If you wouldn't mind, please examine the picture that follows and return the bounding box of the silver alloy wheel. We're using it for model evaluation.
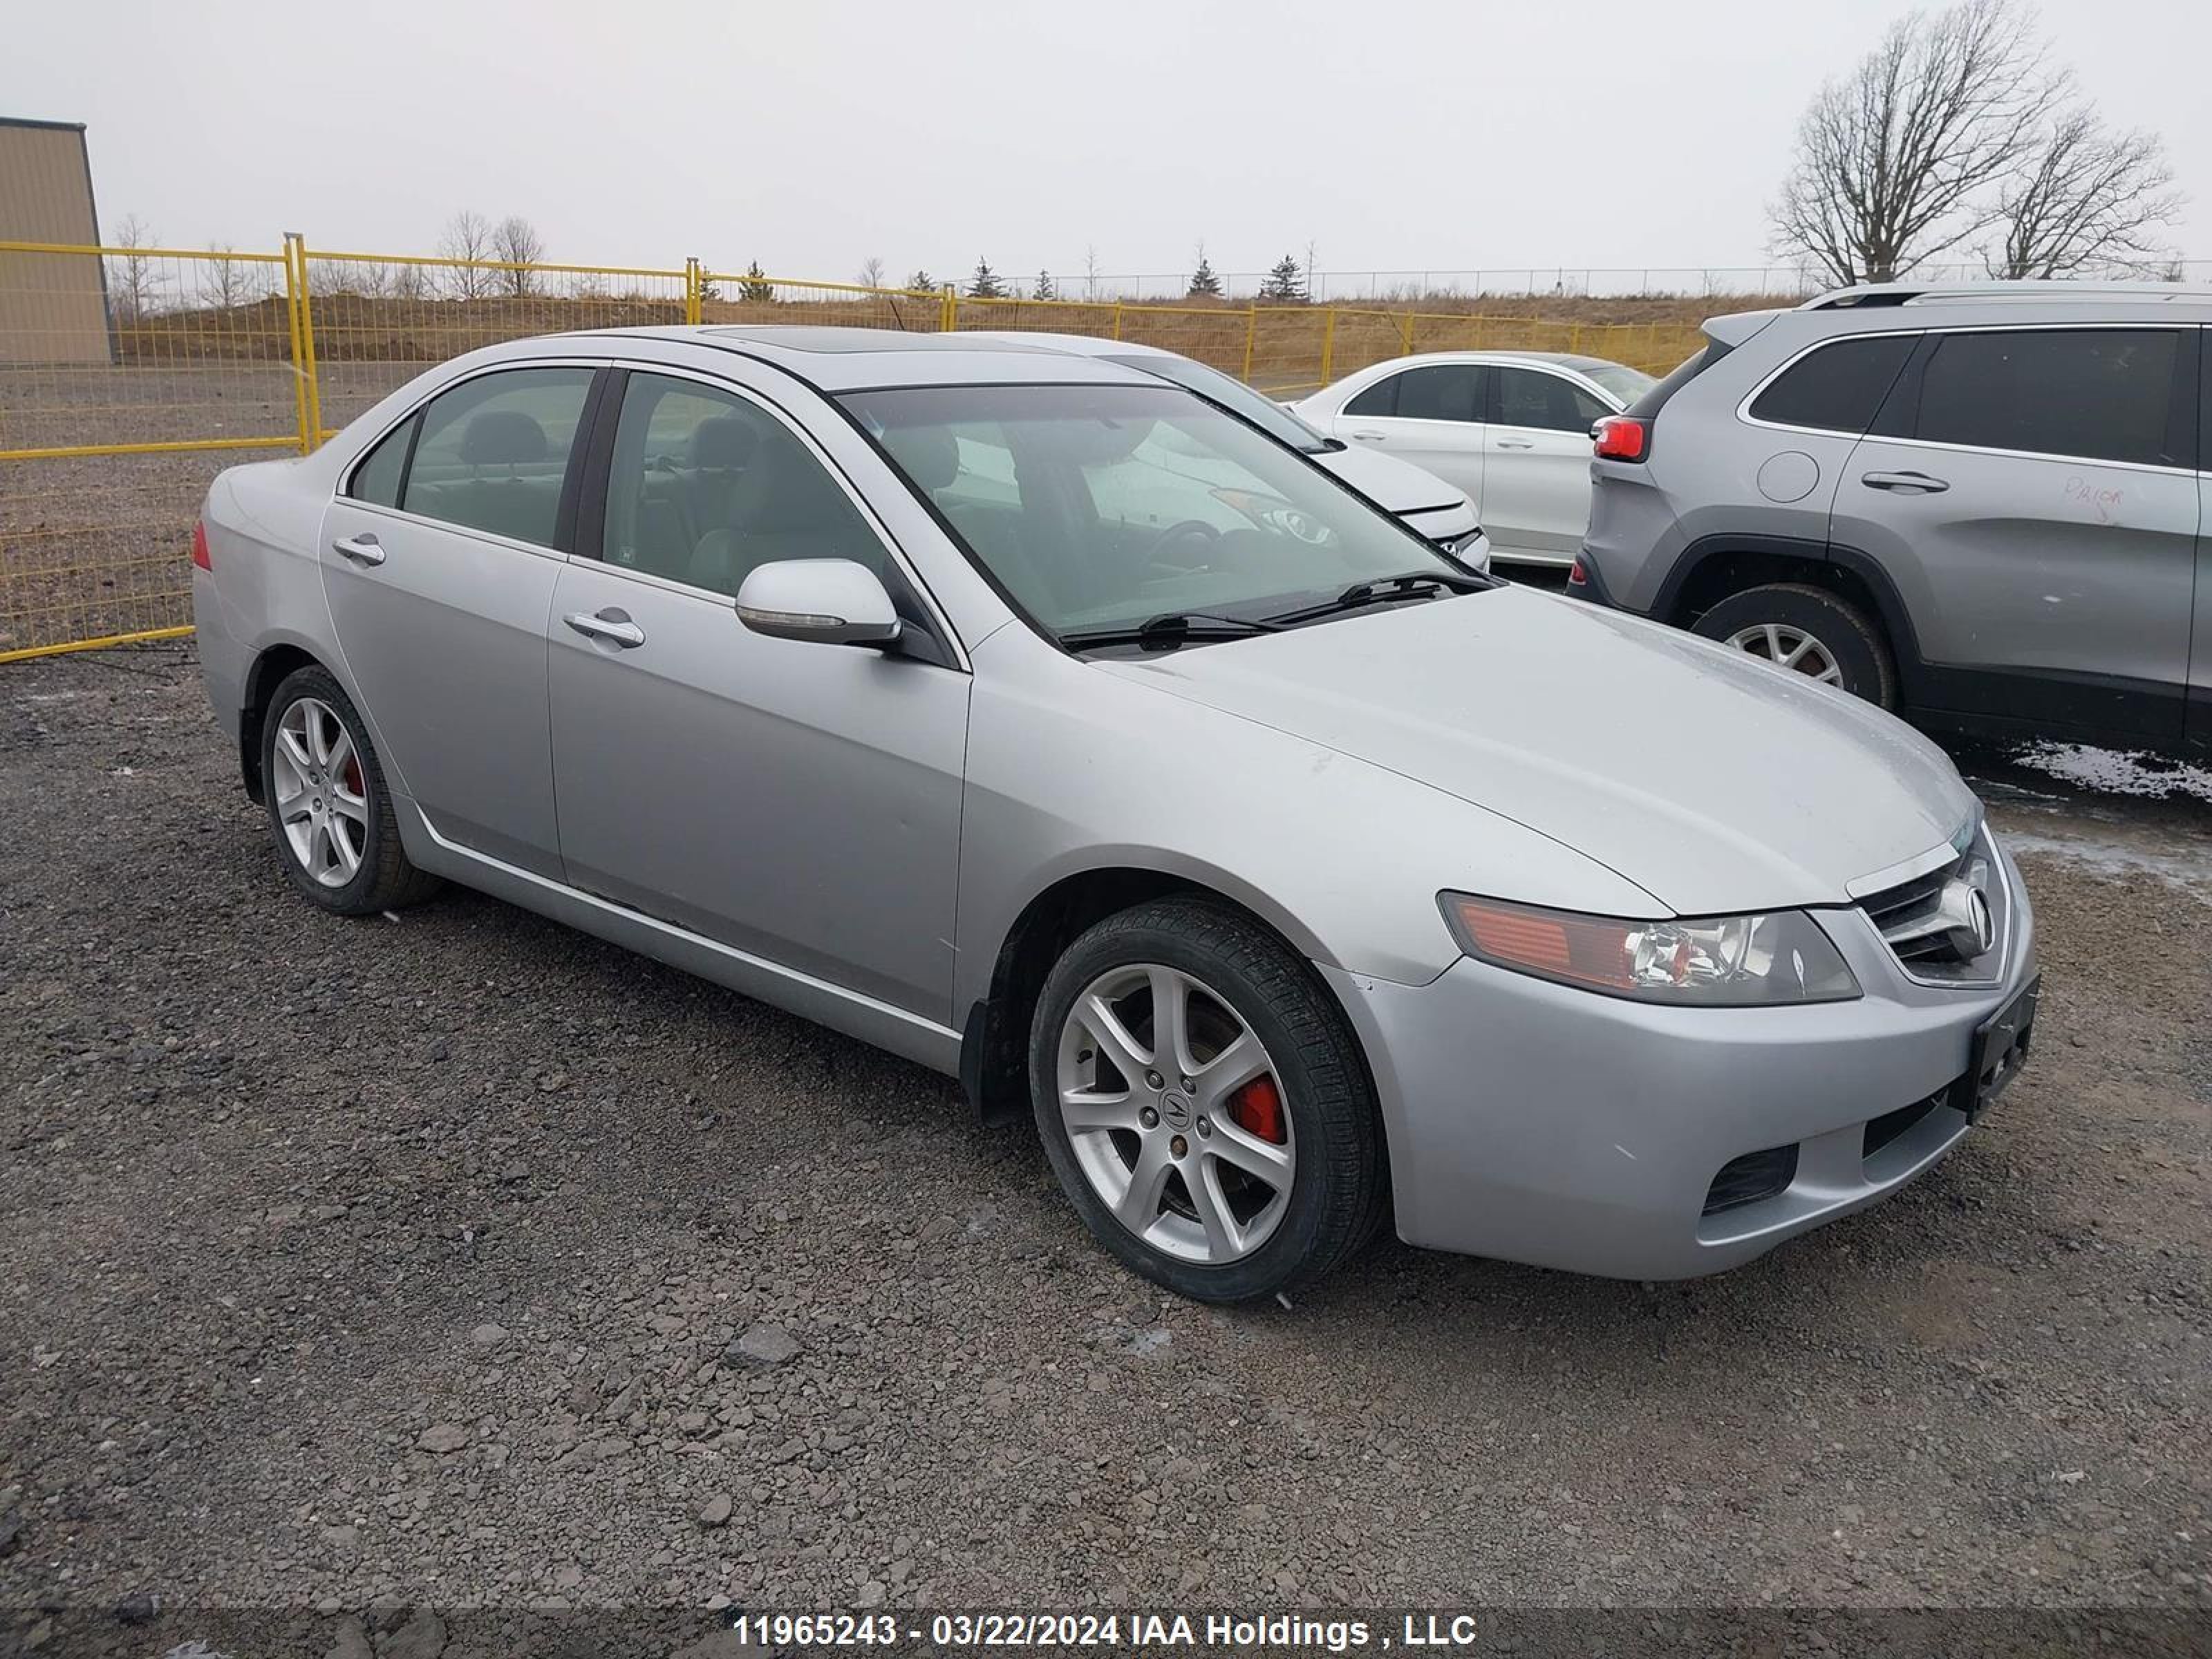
[272,696,368,888]
[1724,621,1844,685]
[1056,962,1293,1265]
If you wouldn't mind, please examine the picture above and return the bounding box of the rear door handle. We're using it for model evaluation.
[332,532,386,565]
[564,610,645,648]
[1862,470,1949,494]
[1349,430,1385,442]
[1495,438,1535,450]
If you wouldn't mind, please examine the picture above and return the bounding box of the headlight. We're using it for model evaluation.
[1438,893,1859,1006]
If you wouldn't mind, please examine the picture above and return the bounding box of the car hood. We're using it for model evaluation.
[1094,587,1975,916]
[1311,444,1467,518]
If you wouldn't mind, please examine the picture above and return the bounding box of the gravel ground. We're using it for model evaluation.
[0,646,2207,1638]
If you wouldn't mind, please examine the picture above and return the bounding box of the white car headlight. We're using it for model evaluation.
[1439,893,1860,1006]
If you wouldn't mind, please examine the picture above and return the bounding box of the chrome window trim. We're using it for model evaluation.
[599,357,973,673]
[1737,321,2206,473]
[334,498,571,565]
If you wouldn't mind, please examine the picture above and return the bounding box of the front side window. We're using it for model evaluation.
[600,372,888,599]
[845,382,1466,643]
[1749,335,1917,433]
[399,367,597,547]
[1913,329,2184,467]
[1492,366,1611,433]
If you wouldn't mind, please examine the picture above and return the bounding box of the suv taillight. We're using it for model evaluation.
[191,519,212,571]
[1593,416,1649,462]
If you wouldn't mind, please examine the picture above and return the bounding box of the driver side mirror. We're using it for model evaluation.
[735,559,902,648]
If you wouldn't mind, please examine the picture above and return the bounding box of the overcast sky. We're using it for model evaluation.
[7,0,2204,287]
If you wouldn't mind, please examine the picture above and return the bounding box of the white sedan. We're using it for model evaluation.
[966,332,1488,572]
[1293,351,1654,568]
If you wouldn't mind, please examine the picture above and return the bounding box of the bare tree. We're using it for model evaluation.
[1770,0,2063,285]
[1986,106,2182,277]
[106,214,164,323]
[491,216,545,297]
[440,209,496,300]
[857,255,887,289]
[200,242,260,309]
[389,263,431,302]
[1082,245,1103,300]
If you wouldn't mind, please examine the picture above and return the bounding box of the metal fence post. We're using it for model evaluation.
[684,257,702,325]
[1241,303,1258,382]
[1112,301,1124,341]
[1319,308,1338,386]
[1398,312,1414,355]
[281,234,314,455]
[289,233,325,448]
[940,285,957,332]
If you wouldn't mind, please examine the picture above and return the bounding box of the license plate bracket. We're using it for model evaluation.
[1965,975,2040,1121]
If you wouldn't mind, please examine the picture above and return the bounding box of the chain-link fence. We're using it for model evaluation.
[2,234,1723,662]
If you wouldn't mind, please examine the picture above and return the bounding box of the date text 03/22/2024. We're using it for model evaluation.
[729,1613,1486,1650]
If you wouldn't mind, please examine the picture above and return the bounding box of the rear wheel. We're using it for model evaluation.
[1689,582,1897,709]
[260,665,441,916]
[1029,897,1385,1303]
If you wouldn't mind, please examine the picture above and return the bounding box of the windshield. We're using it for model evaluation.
[1580,362,1658,405]
[1102,353,1329,453]
[843,382,1463,644]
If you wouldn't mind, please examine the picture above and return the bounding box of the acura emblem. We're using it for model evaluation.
[1934,877,1996,959]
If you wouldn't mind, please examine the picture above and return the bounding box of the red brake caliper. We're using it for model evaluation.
[1228,1075,1286,1144]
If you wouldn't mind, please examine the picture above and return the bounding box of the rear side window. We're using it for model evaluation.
[1749,335,1915,433]
[1492,366,1611,433]
[1913,330,2185,467]
[1348,364,1485,422]
[399,367,598,547]
[347,417,414,506]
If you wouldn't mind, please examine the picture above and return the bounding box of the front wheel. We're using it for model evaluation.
[1028,898,1385,1303]
[1689,582,1897,709]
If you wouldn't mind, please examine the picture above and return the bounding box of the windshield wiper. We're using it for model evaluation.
[1060,610,1284,650]
[1264,570,1487,627]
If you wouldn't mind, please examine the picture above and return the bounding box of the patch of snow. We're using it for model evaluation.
[2013,742,2212,804]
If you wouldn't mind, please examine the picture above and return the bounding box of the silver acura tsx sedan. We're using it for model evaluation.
[191,326,2039,1303]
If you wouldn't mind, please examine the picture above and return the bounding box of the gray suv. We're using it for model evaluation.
[1573,283,2210,756]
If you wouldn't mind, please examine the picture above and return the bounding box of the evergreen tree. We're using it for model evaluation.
[1258,254,1307,303]
[907,270,937,293]
[1033,268,1057,301]
[739,261,774,303]
[968,259,1006,299]
[1186,252,1224,299]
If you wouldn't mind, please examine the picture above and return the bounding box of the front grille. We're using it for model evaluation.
[1862,1093,1942,1160]
[1702,1143,1799,1216]
[1855,838,2002,980]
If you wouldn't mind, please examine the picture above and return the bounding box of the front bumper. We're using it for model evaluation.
[1321,838,2038,1280]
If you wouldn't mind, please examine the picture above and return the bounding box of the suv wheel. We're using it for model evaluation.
[1690,583,1897,709]
[261,665,442,916]
[1028,897,1385,1303]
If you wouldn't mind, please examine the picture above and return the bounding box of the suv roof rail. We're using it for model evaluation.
[1803,280,2212,309]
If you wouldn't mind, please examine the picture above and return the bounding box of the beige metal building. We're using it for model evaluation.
[0,117,112,365]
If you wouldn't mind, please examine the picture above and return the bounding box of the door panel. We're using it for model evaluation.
[1833,438,2196,739]
[2193,474,2211,751]
[547,564,969,1020]
[1483,367,1613,559]
[1331,364,1488,505]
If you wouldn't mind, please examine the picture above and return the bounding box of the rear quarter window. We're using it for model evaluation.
[1748,334,1918,433]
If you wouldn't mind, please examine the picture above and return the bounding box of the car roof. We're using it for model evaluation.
[534,324,1165,391]
[1785,281,2212,326]
[956,330,1172,359]
[1351,348,1635,374]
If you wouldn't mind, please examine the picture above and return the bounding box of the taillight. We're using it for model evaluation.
[191,520,212,571]
[1593,416,1649,462]
[1567,558,1589,588]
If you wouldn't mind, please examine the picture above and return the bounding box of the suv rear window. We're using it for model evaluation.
[1912,329,2186,468]
[1749,335,1915,433]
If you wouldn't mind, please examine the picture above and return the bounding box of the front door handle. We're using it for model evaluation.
[1862,470,1950,494]
[332,532,386,565]
[565,610,646,648]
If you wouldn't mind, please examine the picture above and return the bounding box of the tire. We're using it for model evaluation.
[1028,897,1386,1304]
[259,664,442,917]
[1689,582,1897,709]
